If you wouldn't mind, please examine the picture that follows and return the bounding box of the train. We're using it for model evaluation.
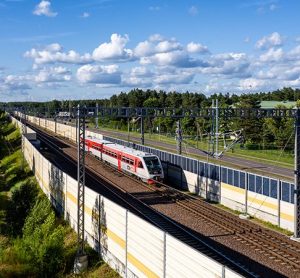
[84,136,164,184]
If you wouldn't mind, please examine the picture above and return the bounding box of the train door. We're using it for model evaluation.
[118,153,121,171]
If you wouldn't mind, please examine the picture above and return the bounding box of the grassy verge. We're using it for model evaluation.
[94,125,294,169]
[0,112,120,277]
[214,203,293,236]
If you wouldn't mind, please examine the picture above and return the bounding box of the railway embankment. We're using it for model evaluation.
[0,112,119,278]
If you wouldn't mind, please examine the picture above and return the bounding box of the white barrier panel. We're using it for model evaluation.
[166,234,223,278]
[127,213,164,278]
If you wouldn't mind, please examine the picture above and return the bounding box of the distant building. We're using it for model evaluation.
[259,100,296,109]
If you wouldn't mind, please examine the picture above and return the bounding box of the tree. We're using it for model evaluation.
[13,198,65,277]
[231,97,263,145]
[263,105,294,150]
[6,181,38,236]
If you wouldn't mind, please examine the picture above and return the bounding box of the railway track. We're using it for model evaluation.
[138,182,300,272]
[24,120,300,277]
[100,160,300,273]
[28,123,257,278]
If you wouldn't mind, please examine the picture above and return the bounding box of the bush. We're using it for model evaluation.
[6,180,38,236]
[11,198,65,277]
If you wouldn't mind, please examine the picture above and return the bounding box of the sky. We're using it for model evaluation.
[1,0,300,102]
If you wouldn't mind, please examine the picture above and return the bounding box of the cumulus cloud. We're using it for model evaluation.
[154,70,194,85]
[0,75,31,94]
[24,43,92,64]
[33,1,57,17]
[76,64,121,84]
[34,66,71,83]
[200,52,251,78]
[186,42,209,53]
[140,50,208,68]
[134,38,182,57]
[259,47,284,62]
[255,32,283,49]
[16,32,300,96]
[92,34,133,61]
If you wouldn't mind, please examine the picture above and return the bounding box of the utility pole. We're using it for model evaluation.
[176,120,182,155]
[141,117,144,145]
[74,104,88,273]
[293,108,300,239]
[215,99,219,158]
[127,117,130,144]
[95,103,99,129]
[21,107,26,171]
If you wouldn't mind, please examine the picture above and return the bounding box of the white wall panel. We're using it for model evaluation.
[127,213,164,278]
[166,234,223,278]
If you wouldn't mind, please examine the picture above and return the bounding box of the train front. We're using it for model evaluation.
[143,156,164,184]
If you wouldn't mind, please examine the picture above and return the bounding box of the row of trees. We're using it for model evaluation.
[2,87,299,150]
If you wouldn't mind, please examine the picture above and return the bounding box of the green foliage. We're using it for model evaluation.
[11,198,65,277]
[6,180,38,236]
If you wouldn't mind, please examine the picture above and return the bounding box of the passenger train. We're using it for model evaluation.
[84,136,164,184]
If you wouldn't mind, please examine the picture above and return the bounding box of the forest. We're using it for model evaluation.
[2,87,300,151]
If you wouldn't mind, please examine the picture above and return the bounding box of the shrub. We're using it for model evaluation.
[6,180,38,236]
[11,198,65,277]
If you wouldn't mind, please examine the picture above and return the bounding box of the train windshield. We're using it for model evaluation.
[143,156,162,174]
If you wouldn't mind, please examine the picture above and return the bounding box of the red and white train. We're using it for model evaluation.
[84,136,164,184]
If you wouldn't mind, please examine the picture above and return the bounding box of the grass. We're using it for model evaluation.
[214,203,293,236]
[0,112,120,278]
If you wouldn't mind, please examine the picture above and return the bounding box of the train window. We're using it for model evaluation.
[138,161,143,168]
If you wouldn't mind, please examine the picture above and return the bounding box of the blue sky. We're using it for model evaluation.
[1,0,300,102]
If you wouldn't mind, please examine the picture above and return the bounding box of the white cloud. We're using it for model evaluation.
[24,44,92,64]
[80,12,90,18]
[255,32,283,49]
[188,6,198,16]
[149,34,164,42]
[186,42,209,53]
[200,52,250,78]
[92,34,133,61]
[259,47,284,62]
[134,37,182,58]
[140,50,206,68]
[76,64,121,84]
[34,67,71,83]
[33,1,57,17]
[0,75,31,93]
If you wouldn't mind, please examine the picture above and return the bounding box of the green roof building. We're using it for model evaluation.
[259,100,296,109]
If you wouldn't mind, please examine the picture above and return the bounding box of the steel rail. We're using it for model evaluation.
[27,121,258,278]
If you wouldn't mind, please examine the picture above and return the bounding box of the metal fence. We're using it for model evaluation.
[103,136,295,204]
